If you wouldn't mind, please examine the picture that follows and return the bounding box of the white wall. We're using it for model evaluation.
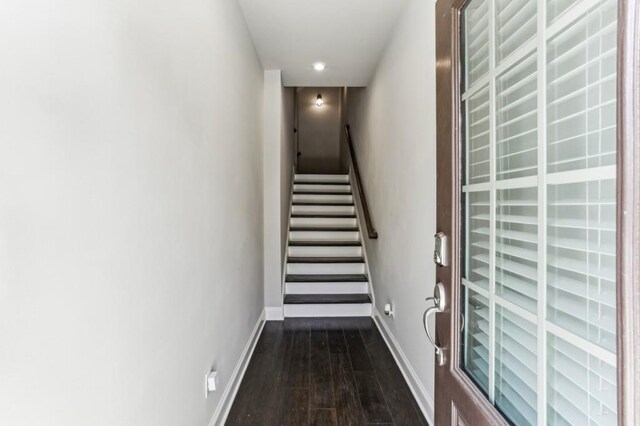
[281,88,295,259]
[263,70,294,313]
[263,70,295,319]
[346,0,437,421]
[297,87,342,173]
[263,70,283,312]
[0,0,264,425]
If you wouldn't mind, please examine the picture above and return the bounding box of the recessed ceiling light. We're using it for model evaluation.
[313,62,326,71]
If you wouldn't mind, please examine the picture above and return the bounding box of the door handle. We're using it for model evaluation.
[423,282,446,366]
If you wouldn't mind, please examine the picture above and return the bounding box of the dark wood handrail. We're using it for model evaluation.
[345,125,378,239]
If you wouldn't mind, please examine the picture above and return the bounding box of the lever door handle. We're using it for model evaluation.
[423,305,442,350]
[423,282,446,366]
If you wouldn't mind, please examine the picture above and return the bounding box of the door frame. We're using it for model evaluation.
[616,0,640,423]
[434,0,506,423]
[434,0,640,424]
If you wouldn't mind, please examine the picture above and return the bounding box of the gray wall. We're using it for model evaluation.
[281,87,295,259]
[297,87,342,173]
[263,72,295,312]
[0,0,264,424]
[339,87,351,173]
[346,0,437,422]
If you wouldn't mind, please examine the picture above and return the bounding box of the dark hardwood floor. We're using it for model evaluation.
[226,317,428,426]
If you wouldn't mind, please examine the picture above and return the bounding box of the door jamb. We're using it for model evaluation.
[616,0,640,423]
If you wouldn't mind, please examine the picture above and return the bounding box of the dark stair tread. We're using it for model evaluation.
[289,241,361,247]
[284,294,372,304]
[291,214,356,218]
[294,191,352,195]
[294,181,350,185]
[293,203,355,206]
[290,227,359,232]
[287,257,365,264]
[286,274,368,282]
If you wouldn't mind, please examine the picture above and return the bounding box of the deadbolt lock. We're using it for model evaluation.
[433,232,448,267]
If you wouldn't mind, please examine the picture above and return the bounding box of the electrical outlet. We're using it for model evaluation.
[384,303,395,318]
[205,370,217,398]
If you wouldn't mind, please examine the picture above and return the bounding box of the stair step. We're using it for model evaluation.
[294,184,351,193]
[290,227,359,232]
[287,257,364,263]
[293,181,350,186]
[291,205,355,215]
[294,174,349,184]
[291,217,358,229]
[284,303,371,317]
[292,193,353,204]
[294,191,352,195]
[289,241,361,247]
[288,245,363,258]
[284,294,372,304]
[290,231,359,243]
[291,214,356,218]
[285,281,368,295]
[286,274,368,283]
[291,205,353,207]
[293,193,352,201]
[287,262,366,275]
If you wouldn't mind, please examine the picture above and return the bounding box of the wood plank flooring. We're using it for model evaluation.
[226,317,428,426]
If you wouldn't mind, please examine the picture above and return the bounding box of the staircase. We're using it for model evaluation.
[283,173,373,317]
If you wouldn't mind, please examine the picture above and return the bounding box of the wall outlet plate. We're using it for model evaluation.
[205,370,218,398]
[384,303,395,318]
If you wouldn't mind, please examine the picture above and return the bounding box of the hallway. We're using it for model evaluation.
[227,318,427,425]
[1,0,637,423]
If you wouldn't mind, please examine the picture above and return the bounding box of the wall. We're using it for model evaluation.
[346,0,437,421]
[281,88,295,261]
[263,70,283,312]
[263,71,295,314]
[0,0,264,425]
[339,87,350,173]
[297,87,342,173]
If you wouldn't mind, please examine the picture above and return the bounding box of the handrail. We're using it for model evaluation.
[345,125,378,239]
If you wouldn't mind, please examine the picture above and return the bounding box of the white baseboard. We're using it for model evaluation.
[209,308,266,426]
[373,308,434,425]
[265,306,284,320]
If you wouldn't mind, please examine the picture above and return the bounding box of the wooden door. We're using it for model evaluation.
[432,0,639,424]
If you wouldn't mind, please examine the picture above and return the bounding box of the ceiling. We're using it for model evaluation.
[237,0,410,87]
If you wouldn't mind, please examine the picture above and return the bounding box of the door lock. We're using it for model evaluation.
[423,282,447,366]
[433,232,448,267]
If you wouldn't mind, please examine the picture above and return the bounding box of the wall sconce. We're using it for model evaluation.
[316,94,324,108]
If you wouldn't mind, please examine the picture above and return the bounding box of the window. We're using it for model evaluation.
[460,0,618,424]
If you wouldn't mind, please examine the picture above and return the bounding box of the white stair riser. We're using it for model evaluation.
[287,263,366,275]
[294,174,349,183]
[291,217,357,228]
[294,184,351,193]
[289,231,360,241]
[288,246,363,257]
[293,194,353,204]
[285,282,368,294]
[284,303,372,317]
[292,205,355,215]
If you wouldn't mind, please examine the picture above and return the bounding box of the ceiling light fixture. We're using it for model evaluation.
[313,62,326,71]
[316,94,324,108]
